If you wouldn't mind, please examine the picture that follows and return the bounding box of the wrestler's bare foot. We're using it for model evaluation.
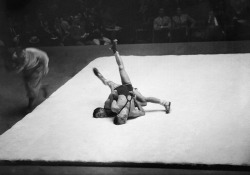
[93,68,108,85]
[110,39,118,53]
[161,100,171,114]
[93,67,100,77]
[164,102,171,114]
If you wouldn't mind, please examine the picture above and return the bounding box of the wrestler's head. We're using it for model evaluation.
[113,108,128,125]
[113,115,127,125]
[93,107,108,118]
[2,47,23,72]
[10,47,25,71]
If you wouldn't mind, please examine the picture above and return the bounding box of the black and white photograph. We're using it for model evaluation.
[0,0,250,175]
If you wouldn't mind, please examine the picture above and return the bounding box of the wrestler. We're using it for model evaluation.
[8,47,49,112]
[93,40,171,125]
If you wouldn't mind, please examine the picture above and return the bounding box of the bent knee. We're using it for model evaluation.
[140,98,147,103]
[137,97,147,106]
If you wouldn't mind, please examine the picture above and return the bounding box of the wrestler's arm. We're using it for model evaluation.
[107,89,119,112]
[37,50,49,75]
[15,63,25,73]
[104,92,117,109]
[128,99,145,119]
[104,95,112,109]
[111,100,120,113]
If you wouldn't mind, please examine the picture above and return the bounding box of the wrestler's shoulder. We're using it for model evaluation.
[25,47,46,54]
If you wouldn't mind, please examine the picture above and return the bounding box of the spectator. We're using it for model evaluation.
[101,6,120,39]
[137,0,155,27]
[172,7,196,42]
[32,13,46,46]
[226,0,250,40]
[230,0,250,20]
[138,0,150,23]
[85,12,111,45]
[65,15,88,46]
[36,13,46,33]
[33,13,59,46]
[53,17,64,45]
[38,20,59,46]
[205,10,225,41]
[60,17,71,34]
[21,15,37,46]
[153,8,171,43]
[101,6,117,28]
[28,36,40,47]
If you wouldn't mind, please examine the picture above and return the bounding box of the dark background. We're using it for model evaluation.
[1,0,250,47]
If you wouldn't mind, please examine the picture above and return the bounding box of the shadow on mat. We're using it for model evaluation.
[145,109,166,113]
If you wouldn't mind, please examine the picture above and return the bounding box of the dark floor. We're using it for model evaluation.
[1,165,250,175]
[0,45,111,135]
[1,42,250,174]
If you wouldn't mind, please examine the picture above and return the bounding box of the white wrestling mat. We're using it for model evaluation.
[0,54,250,166]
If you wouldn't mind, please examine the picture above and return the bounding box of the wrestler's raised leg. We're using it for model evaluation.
[110,40,132,85]
[93,68,119,90]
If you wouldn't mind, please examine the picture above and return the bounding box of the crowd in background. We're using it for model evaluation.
[1,0,250,47]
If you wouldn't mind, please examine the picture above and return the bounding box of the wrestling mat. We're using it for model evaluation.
[0,53,250,166]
